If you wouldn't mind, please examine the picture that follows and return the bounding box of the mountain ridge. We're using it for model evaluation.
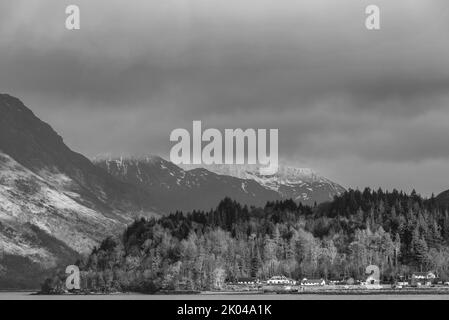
[95,156,346,211]
[181,163,346,204]
[94,156,282,213]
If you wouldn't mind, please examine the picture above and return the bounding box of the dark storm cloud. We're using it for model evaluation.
[0,0,449,195]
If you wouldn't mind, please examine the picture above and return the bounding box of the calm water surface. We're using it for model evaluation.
[2,292,449,300]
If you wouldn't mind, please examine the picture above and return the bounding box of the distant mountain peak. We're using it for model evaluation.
[180,162,345,203]
[94,155,183,178]
[96,157,346,209]
[94,155,281,212]
[182,163,322,183]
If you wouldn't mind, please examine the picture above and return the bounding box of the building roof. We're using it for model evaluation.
[302,279,325,284]
[412,272,435,278]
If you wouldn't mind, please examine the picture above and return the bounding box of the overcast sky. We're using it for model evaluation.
[1,0,449,196]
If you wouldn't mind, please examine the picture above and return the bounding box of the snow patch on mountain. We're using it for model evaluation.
[97,156,346,208]
[0,152,121,256]
[182,163,346,204]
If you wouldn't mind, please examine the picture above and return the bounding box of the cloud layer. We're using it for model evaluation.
[1,0,449,195]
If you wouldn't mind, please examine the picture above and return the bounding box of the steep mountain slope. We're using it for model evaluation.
[0,94,157,218]
[0,94,159,288]
[0,151,119,288]
[94,156,282,212]
[184,163,346,205]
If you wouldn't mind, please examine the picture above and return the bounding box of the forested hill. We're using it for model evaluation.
[43,189,449,293]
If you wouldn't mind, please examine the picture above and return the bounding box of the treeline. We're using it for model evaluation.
[42,189,449,293]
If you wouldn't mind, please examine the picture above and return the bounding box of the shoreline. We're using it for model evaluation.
[4,291,449,300]
[28,288,449,296]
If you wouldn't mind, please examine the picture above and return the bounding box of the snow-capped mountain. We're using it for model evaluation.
[0,94,158,288]
[182,163,346,205]
[94,156,282,213]
[96,157,346,212]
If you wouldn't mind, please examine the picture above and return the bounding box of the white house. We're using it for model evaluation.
[301,278,326,286]
[411,272,436,286]
[267,276,296,285]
